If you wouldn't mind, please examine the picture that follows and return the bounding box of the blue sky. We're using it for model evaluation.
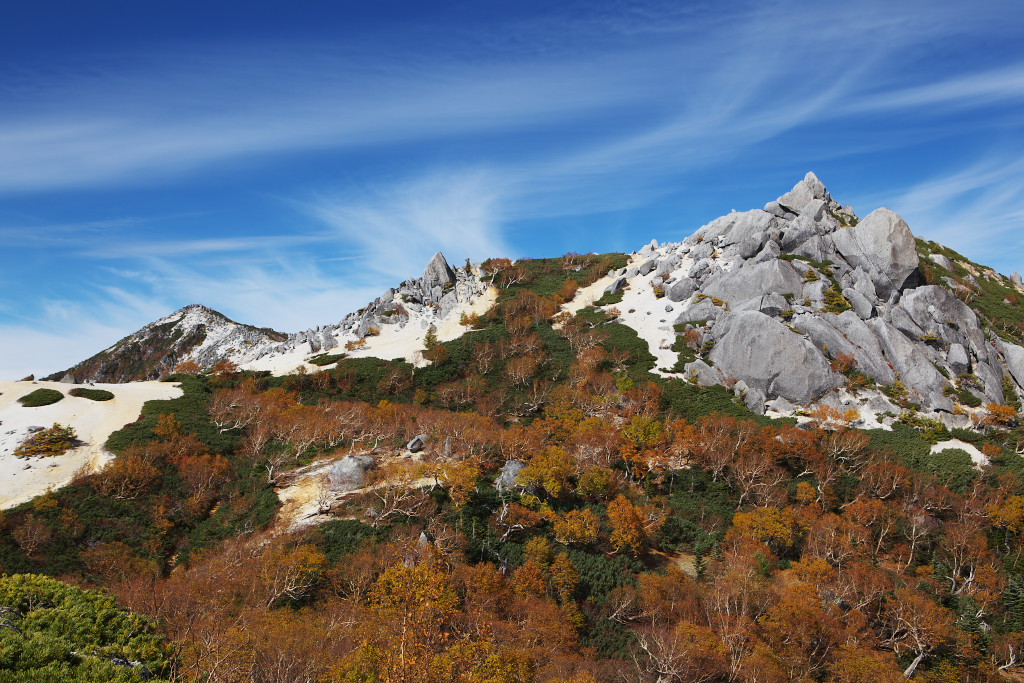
[2,0,1024,379]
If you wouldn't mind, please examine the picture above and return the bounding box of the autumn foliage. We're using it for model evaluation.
[5,253,1024,681]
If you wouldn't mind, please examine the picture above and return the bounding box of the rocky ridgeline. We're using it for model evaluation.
[48,253,488,382]
[47,305,287,383]
[605,173,1023,424]
[247,251,488,359]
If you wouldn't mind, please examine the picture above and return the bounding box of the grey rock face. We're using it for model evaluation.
[801,198,827,221]
[886,305,927,340]
[738,233,767,259]
[797,313,895,385]
[688,260,711,280]
[941,413,971,430]
[688,242,715,263]
[423,252,456,287]
[843,288,874,319]
[946,343,970,375]
[779,216,820,252]
[720,210,776,246]
[666,278,697,302]
[604,277,627,295]
[329,455,377,492]
[846,267,878,302]
[683,360,723,386]
[655,258,678,277]
[732,293,790,317]
[831,208,920,299]
[407,433,429,453]
[702,260,804,304]
[793,234,829,262]
[867,319,952,411]
[1000,341,1024,392]
[765,396,798,413]
[709,311,841,404]
[495,461,528,491]
[898,286,979,343]
[974,361,1005,403]
[675,299,725,324]
[752,240,781,264]
[802,279,828,304]
[733,380,767,414]
[758,293,790,317]
[777,172,827,214]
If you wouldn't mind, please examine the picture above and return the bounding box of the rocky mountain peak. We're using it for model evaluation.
[773,170,829,215]
[602,172,1020,426]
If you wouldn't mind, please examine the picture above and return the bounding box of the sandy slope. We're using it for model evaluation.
[0,380,181,509]
[559,272,619,319]
[239,348,322,376]
[273,453,435,533]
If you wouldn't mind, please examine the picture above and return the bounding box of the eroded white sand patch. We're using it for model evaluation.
[931,439,988,468]
[0,380,182,508]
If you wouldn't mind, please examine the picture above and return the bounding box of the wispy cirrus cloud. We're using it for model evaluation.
[79,233,336,259]
[2,1,1018,199]
[4,0,1024,380]
[861,152,1024,272]
[305,168,514,278]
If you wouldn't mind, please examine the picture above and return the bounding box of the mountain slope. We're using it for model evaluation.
[45,304,287,383]
[46,252,492,383]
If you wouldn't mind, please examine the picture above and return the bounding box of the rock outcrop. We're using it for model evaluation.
[328,455,377,493]
[264,251,488,358]
[831,208,920,299]
[708,311,842,404]
[47,251,492,383]
[603,172,1024,418]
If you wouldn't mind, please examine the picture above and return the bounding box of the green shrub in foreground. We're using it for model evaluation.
[69,387,115,401]
[0,573,172,681]
[16,388,64,407]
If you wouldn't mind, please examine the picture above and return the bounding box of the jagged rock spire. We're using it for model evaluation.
[423,251,456,287]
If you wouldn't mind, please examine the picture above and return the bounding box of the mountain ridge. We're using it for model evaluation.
[46,174,1024,429]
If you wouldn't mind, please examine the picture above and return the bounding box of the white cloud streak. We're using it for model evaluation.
[306,168,513,278]
[4,0,1024,377]
[861,153,1024,272]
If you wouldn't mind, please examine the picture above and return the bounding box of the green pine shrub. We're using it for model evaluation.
[17,388,64,407]
[69,387,115,401]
